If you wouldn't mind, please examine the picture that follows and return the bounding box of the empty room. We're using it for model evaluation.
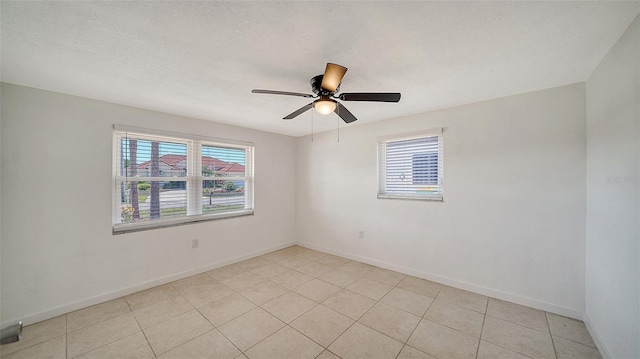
[1,1,638,359]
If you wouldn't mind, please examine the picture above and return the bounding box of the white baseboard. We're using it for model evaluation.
[583,311,612,359]
[6,241,295,327]
[297,242,584,320]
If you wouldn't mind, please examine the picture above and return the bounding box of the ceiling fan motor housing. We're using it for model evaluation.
[310,75,339,95]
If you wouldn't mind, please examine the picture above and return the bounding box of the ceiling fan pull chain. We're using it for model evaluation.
[311,110,314,143]
[337,107,340,143]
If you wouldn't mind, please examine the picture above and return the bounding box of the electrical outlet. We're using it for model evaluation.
[359,231,365,239]
[192,239,199,248]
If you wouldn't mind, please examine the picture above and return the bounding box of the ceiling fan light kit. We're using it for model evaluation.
[252,63,401,123]
[313,98,337,115]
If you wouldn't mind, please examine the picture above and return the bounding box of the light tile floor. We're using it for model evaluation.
[0,246,602,359]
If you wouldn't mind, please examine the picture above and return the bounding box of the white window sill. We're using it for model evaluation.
[113,209,254,234]
[377,194,444,202]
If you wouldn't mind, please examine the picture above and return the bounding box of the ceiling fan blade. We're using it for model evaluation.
[334,103,358,123]
[339,92,401,102]
[252,89,314,98]
[320,63,348,92]
[283,103,314,120]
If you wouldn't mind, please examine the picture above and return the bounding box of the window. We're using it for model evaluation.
[378,129,443,201]
[113,125,254,233]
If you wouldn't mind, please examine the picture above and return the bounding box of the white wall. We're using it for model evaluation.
[585,15,640,359]
[0,83,296,325]
[296,83,587,317]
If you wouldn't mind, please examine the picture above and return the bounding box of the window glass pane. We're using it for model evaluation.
[202,180,246,214]
[412,152,438,185]
[201,145,246,178]
[382,135,441,197]
[121,138,188,178]
[119,180,187,223]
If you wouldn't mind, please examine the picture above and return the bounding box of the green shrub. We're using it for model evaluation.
[223,181,237,191]
[137,182,151,191]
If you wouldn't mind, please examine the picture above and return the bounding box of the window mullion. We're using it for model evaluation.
[187,140,202,216]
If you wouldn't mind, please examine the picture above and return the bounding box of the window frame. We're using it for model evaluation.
[112,125,254,234]
[377,128,443,202]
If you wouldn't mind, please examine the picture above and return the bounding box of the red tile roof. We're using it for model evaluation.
[136,154,244,174]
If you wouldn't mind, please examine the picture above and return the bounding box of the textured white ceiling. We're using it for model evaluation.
[2,1,639,136]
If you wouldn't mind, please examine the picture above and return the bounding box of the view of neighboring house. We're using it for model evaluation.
[132,154,245,178]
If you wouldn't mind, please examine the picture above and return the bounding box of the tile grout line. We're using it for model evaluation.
[65,314,68,359]
[546,312,559,359]
[474,296,490,359]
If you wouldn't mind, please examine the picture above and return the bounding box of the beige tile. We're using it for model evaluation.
[407,319,479,359]
[221,271,267,291]
[329,322,403,359]
[337,261,374,276]
[322,289,376,320]
[363,268,406,286]
[397,345,437,359]
[260,251,290,262]
[318,270,360,288]
[346,278,393,300]
[169,272,217,291]
[143,310,213,356]
[482,316,555,359]
[208,265,245,281]
[280,245,307,253]
[554,336,602,359]
[158,329,241,359]
[180,281,234,307]
[290,305,354,347]
[239,280,288,306]
[487,298,549,333]
[262,291,317,323]
[547,312,596,347]
[294,248,328,261]
[316,350,341,359]
[315,255,351,267]
[217,308,285,351]
[67,298,131,333]
[235,355,248,359]
[267,254,310,268]
[249,263,290,279]
[424,299,485,337]
[477,340,529,359]
[125,284,180,311]
[198,293,257,327]
[396,276,443,299]
[133,295,194,329]
[245,326,324,359]
[436,286,488,313]
[231,257,271,272]
[67,312,140,358]
[381,288,433,317]
[295,262,333,277]
[270,270,313,290]
[359,302,421,342]
[76,332,154,359]
[294,279,341,303]
[0,316,66,356]
[1,335,65,359]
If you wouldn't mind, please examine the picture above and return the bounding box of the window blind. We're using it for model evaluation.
[378,130,443,201]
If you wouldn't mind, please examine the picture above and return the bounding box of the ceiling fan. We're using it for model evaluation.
[252,63,401,123]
